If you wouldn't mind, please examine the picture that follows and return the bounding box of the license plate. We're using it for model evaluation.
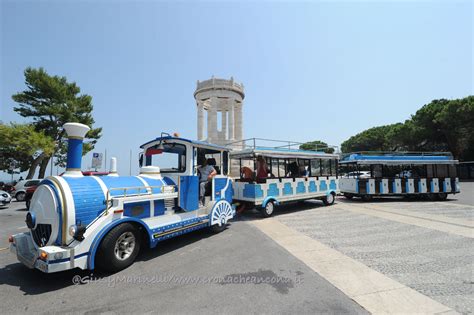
[36,259,48,272]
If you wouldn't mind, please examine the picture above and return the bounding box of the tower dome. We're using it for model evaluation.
[194,76,244,145]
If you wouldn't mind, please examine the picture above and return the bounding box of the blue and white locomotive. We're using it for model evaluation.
[10,123,235,273]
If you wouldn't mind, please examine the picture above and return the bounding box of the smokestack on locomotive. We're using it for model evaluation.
[63,122,90,176]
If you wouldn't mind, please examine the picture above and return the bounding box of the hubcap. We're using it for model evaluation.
[114,232,136,261]
[266,203,274,215]
[328,194,334,203]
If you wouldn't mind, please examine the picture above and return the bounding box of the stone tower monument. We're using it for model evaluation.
[194,76,244,145]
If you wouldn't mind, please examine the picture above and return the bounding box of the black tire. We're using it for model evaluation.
[436,193,448,201]
[260,201,275,218]
[426,193,437,201]
[26,199,30,210]
[210,223,226,233]
[344,193,354,200]
[16,192,26,202]
[361,195,373,202]
[96,223,141,273]
[323,193,335,206]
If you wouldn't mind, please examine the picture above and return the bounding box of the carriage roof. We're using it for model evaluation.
[340,152,459,165]
[229,147,339,159]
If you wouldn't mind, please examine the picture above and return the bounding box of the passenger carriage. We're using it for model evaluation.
[10,123,235,273]
[339,152,460,201]
[229,138,340,217]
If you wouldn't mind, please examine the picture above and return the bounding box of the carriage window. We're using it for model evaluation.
[436,164,448,178]
[448,165,457,177]
[311,159,322,176]
[426,164,435,177]
[321,159,331,176]
[146,143,186,173]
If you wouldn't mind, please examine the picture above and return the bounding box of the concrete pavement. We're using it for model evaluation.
[0,182,471,313]
[0,201,367,314]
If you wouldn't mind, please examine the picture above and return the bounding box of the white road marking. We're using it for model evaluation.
[251,218,458,315]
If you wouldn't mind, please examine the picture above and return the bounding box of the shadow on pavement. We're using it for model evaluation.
[235,199,329,221]
[0,226,217,295]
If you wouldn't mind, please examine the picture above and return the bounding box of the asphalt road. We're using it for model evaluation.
[0,182,471,314]
[0,201,367,314]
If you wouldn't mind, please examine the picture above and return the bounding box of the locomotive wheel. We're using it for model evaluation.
[323,193,335,206]
[96,223,141,273]
[210,223,226,233]
[260,201,275,218]
[436,193,448,201]
[361,195,373,202]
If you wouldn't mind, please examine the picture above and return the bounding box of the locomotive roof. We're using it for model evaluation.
[140,136,230,151]
[340,152,458,165]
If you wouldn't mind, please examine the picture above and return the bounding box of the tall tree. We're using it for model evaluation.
[0,123,55,179]
[12,67,102,178]
[341,124,401,153]
[341,96,474,160]
[300,140,335,153]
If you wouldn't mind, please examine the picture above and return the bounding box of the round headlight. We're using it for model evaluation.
[25,212,36,229]
[68,225,77,237]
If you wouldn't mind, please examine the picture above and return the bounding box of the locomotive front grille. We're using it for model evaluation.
[31,224,52,247]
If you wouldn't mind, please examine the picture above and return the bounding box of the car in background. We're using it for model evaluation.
[12,179,41,202]
[25,185,38,210]
[0,190,12,208]
[0,181,16,194]
[344,171,371,178]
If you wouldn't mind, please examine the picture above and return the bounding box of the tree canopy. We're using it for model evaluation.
[12,67,102,178]
[299,140,335,153]
[341,96,474,160]
[0,123,55,178]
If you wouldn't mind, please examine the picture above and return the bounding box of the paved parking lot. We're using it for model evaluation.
[0,202,366,314]
[0,183,472,313]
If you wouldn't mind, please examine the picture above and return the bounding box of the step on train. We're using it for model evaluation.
[9,123,460,273]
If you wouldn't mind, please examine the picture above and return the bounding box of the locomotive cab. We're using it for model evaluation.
[139,135,232,211]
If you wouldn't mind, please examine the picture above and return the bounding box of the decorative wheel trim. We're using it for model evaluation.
[114,232,136,261]
[211,200,234,227]
[327,193,334,204]
[265,202,274,215]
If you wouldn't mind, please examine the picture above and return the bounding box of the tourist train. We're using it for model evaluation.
[9,124,461,273]
[338,152,460,201]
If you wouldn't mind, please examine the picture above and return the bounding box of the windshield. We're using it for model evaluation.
[145,143,186,173]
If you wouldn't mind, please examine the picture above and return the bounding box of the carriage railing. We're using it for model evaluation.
[104,185,178,213]
[226,138,338,153]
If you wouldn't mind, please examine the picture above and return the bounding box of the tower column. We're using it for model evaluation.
[228,102,234,140]
[197,102,204,140]
[235,103,243,140]
[207,99,217,142]
[221,110,227,141]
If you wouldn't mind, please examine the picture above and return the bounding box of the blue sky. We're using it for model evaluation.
[1,0,472,179]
